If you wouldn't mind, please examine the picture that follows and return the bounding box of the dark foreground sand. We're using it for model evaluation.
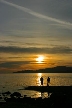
[0,86,72,108]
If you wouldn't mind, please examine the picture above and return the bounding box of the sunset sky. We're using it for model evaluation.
[0,0,72,73]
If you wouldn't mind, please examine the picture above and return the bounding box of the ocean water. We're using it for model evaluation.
[0,73,72,98]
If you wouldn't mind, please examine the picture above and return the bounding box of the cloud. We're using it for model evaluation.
[0,62,18,68]
[0,61,31,68]
[0,0,72,27]
[0,61,47,69]
[0,46,72,54]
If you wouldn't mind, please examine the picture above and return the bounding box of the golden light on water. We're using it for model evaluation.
[38,73,42,77]
[37,73,42,86]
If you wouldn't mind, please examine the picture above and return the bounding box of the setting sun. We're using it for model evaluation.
[36,55,44,63]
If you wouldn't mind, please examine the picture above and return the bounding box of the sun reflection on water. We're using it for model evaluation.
[38,73,42,77]
[35,91,48,99]
[36,73,49,98]
[36,73,42,86]
[35,92,41,98]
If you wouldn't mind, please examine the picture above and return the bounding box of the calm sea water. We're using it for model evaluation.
[0,73,72,98]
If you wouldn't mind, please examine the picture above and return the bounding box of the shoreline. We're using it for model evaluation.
[0,86,72,108]
[25,85,72,92]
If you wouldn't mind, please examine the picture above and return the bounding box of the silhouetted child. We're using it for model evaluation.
[40,77,43,85]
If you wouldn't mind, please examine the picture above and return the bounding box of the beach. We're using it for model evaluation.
[0,86,72,108]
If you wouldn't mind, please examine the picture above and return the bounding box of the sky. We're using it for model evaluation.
[0,0,72,73]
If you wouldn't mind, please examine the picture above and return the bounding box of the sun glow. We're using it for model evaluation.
[36,55,44,63]
[38,73,42,77]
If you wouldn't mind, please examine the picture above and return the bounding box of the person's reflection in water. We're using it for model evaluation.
[40,76,43,86]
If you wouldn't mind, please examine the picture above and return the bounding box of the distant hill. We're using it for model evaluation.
[13,66,72,73]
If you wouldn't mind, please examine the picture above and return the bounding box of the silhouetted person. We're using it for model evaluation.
[47,77,50,86]
[40,76,43,85]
